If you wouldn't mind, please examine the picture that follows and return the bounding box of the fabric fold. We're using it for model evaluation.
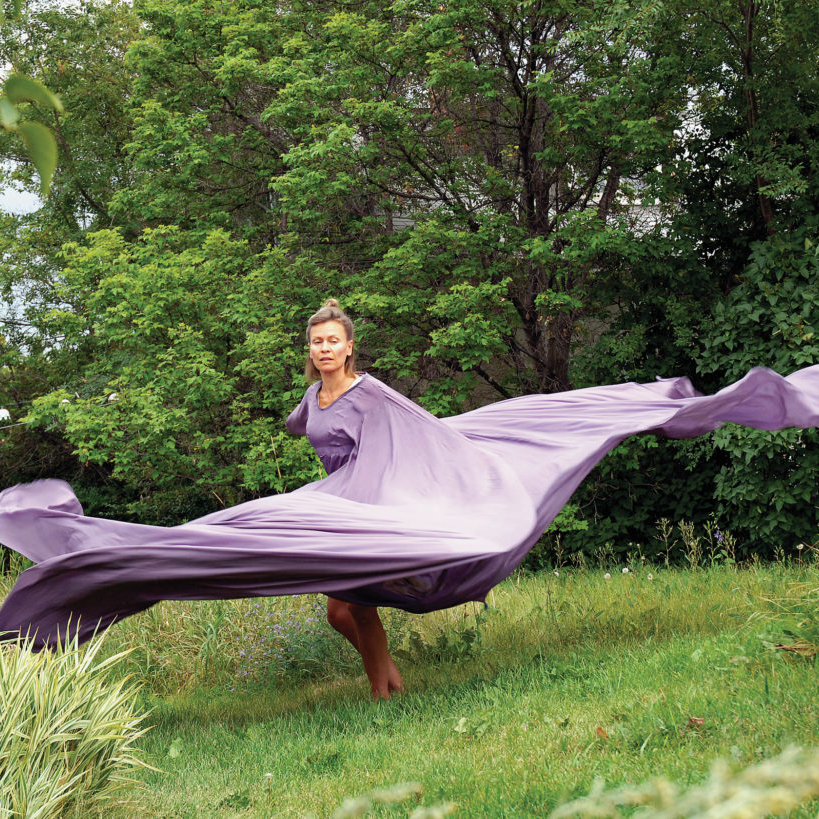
[1,365,817,649]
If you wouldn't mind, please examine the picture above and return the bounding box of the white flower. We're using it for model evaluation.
[553,570,560,577]
[60,398,70,404]
[797,543,805,551]
[107,392,119,402]
[647,573,654,581]
[622,567,629,574]
[604,573,611,580]
[0,408,10,421]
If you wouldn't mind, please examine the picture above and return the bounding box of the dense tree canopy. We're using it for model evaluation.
[1,0,817,554]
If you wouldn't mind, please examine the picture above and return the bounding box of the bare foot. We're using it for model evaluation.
[387,660,405,695]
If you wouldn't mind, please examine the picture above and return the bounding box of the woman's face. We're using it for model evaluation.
[309,320,353,377]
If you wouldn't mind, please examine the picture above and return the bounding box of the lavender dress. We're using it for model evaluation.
[1,367,818,648]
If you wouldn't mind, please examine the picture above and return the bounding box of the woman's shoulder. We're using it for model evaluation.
[349,372,386,406]
[356,374,437,420]
[285,381,321,434]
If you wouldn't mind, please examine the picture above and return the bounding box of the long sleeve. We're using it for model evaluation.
[285,385,314,436]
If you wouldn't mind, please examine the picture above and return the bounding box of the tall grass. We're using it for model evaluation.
[3,543,819,817]
[0,631,149,818]
[2,556,806,700]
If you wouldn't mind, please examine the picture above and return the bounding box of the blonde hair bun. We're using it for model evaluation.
[322,298,341,309]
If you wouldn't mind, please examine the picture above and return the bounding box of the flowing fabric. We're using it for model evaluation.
[1,367,818,649]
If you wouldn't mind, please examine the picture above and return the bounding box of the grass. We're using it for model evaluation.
[0,632,147,818]
[3,561,819,817]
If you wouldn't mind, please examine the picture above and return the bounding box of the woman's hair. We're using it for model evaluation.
[304,298,356,380]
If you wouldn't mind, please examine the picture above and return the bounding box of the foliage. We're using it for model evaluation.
[23,226,322,522]
[557,0,819,557]
[696,223,819,549]
[1,0,818,545]
[0,0,143,513]
[549,744,819,818]
[0,0,64,195]
[0,74,62,195]
[269,0,684,398]
[0,631,148,818]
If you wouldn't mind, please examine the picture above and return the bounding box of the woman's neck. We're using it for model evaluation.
[320,369,355,396]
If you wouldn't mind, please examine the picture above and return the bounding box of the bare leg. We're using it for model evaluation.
[326,597,361,651]
[326,597,404,699]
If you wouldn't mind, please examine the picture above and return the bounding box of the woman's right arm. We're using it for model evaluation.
[285,386,312,436]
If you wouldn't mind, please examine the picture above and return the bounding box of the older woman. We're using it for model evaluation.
[287,298,403,698]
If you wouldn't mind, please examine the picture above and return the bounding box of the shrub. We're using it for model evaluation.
[0,631,148,817]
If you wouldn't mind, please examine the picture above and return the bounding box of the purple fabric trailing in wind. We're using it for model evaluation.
[1,366,818,649]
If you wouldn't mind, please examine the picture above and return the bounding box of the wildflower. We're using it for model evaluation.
[107,392,118,402]
[0,408,10,421]
[604,573,611,580]
[797,543,805,551]
[714,528,725,543]
[553,570,560,577]
[647,573,654,581]
[622,567,629,574]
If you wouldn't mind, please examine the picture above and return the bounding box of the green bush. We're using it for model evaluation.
[0,632,149,818]
[697,222,819,550]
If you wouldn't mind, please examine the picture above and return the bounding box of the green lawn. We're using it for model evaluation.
[76,563,819,818]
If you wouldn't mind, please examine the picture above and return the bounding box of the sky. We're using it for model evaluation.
[0,184,41,215]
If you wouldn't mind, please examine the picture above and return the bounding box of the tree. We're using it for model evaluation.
[265,0,685,406]
[555,0,819,556]
[24,227,323,523]
[3,0,818,549]
[0,0,141,505]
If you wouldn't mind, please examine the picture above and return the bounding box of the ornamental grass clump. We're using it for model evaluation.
[549,745,819,818]
[0,630,149,818]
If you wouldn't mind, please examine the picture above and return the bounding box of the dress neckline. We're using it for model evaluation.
[316,373,365,411]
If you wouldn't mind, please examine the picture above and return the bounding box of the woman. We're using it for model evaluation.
[1,301,818,693]
[289,298,404,698]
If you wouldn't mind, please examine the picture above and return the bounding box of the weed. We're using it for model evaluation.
[753,578,819,660]
[594,541,615,568]
[654,518,676,566]
[678,520,701,568]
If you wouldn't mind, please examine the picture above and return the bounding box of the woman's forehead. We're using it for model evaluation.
[310,320,348,340]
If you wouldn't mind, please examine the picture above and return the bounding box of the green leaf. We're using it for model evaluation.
[16,120,58,195]
[0,97,20,128]
[3,74,64,112]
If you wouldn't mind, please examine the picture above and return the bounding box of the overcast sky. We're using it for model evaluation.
[0,185,41,215]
